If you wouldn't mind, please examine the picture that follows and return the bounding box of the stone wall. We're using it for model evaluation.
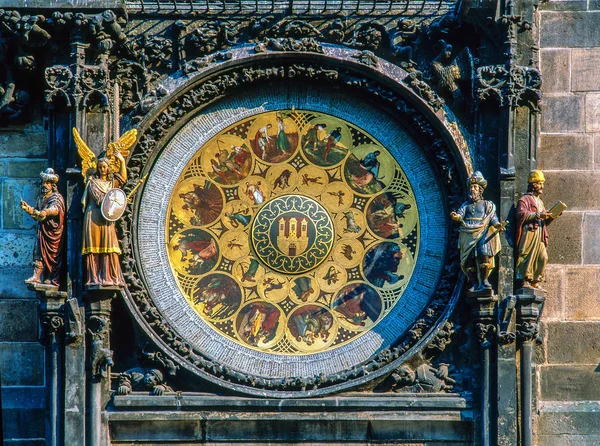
[537,5,600,445]
[0,119,48,445]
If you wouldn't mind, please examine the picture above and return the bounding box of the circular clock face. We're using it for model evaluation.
[164,110,419,355]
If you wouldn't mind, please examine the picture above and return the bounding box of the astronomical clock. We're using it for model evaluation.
[133,85,457,396]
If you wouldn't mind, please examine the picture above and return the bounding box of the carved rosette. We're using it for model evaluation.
[476,64,542,110]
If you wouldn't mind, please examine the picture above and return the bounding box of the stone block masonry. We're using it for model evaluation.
[538,5,600,444]
[0,121,48,443]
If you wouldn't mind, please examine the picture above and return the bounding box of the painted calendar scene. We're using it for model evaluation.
[166,109,420,355]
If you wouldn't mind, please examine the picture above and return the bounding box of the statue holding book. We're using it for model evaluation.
[515,170,566,290]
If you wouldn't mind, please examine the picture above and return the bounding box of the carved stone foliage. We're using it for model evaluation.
[45,63,110,108]
[87,315,114,380]
[117,58,464,395]
[0,9,128,122]
[517,321,539,342]
[113,9,480,121]
[476,65,542,111]
[423,321,456,358]
[404,71,445,112]
[475,323,497,349]
[254,37,323,54]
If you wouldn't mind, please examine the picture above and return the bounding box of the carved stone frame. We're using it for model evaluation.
[117,46,472,397]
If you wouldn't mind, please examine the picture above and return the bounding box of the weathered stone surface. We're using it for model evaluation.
[2,179,38,230]
[536,321,548,363]
[538,435,600,446]
[7,160,49,179]
[0,161,6,177]
[539,408,600,435]
[539,134,593,170]
[2,408,45,440]
[0,300,38,342]
[541,49,571,93]
[541,95,585,133]
[543,171,600,211]
[0,342,44,386]
[541,12,600,48]
[0,125,47,159]
[541,264,565,321]
[0,267,36,299]
[572,49,600,91]
[1,386,45,409]
[542,0,587,11]
[540,365,600,401]
[547,211,582,264]
[596,135,600,170]
[582,213,600,264]
[546,322,600,364]
[0,232,36,268]
[565,266,600,320]
[585,93,600,132]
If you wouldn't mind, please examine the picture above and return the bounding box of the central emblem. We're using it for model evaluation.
[251,195,334,274]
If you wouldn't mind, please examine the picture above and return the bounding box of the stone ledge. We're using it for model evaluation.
[109,394,474,443]
[538,401,600,435]
[112,392,471,411]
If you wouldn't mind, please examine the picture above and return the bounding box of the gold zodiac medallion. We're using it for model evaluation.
[166,109,420,355]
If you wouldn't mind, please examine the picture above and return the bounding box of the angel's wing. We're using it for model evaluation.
[108,129,138,159]
[72,128,97,181]
[107,129,137,175]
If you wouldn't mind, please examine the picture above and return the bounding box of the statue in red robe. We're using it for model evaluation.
[20,168,65,286]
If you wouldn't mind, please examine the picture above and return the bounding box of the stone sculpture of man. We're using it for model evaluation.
[515,170,554,289]
[20,168,65,286]
[451,171,502,292]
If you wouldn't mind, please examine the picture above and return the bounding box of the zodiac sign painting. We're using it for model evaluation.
[166,109,419,355]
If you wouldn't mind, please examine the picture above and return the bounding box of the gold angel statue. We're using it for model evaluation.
[73,127,137,287]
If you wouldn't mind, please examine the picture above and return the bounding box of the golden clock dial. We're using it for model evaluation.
[166,109,419,355]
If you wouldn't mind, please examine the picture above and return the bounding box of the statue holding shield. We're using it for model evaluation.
[73,128,137,287]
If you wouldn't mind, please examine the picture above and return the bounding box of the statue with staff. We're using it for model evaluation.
[451,171,506,292]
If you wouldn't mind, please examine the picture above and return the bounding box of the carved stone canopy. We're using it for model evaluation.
[119,49,470,397]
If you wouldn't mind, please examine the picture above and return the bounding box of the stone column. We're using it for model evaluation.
[85,288,117,446]
[31,284,68,446]
[516,288,545,446]
[466,289,497,446]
